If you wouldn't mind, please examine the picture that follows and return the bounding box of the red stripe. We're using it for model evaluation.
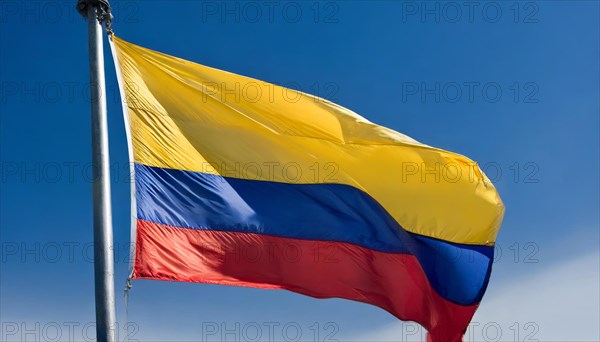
[134,220,477,341]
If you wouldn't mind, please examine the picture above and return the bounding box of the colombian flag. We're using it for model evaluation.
[111,36,504,341]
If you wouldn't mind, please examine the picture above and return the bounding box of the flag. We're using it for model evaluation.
[111,36,504,341]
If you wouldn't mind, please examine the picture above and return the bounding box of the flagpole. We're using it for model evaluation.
[77,1,116,341]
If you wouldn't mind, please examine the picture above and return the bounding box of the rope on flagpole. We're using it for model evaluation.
[77,0,114,36]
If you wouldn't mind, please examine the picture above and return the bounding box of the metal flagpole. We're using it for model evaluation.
[77,1,116,341]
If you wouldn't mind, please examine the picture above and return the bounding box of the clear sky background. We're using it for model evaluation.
[1,1,599,341]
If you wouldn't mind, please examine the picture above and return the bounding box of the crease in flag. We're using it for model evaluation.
[110,36,505,342]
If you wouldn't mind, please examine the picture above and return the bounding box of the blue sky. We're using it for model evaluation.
[1,1,599,341]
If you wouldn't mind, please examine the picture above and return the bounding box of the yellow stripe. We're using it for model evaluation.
[113,36,504,245]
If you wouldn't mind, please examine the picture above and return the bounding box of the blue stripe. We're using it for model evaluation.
[135,162,493,305]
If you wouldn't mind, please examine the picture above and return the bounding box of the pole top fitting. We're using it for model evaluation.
[77,0,113,35]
